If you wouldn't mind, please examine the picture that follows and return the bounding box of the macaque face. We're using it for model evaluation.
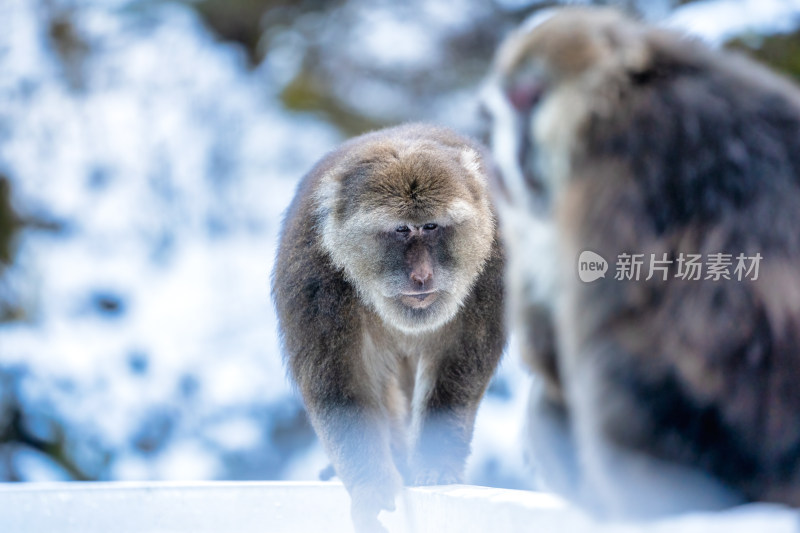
[318,144,495,334]
[378,221,448,304]
[485,8,649,213]
[371,219,460,331]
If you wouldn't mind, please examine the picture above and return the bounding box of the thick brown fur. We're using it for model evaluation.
[486,7,800,515]
[272,123,505,531]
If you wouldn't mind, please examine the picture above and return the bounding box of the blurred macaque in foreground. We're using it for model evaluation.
[484,6,800,517]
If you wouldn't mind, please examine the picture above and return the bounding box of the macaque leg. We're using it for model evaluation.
[410,352,497,485]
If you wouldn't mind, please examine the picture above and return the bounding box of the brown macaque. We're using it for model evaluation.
[484,6,800,517]
[272,123,505,531]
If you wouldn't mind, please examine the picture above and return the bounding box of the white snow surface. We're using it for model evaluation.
[668,0,800,45]
[0,0,341,481]
[0,481,797,533]
[0,0,532,488]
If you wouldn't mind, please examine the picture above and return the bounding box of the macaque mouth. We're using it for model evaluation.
[404,291,435,300]
[399,291,439,309]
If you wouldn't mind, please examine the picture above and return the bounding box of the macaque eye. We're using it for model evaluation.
[396,225,410,233]
[423,223,438,231]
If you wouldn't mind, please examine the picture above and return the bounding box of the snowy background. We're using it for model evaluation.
[1,0,800,489]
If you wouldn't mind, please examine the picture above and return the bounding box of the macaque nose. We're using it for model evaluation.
[410,265,433,288]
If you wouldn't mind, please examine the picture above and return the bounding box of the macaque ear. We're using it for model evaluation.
[604,21,653,79]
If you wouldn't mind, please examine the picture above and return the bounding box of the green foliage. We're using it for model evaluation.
[280,67,388,137]
[0,177,16,267]
[728,31,800,80]
[188,0,339,64]
[0,176,22,323]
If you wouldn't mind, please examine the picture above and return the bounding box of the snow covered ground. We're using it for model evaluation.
[0,0,339,482]
[0,481,797,533]
[0,0,533,487]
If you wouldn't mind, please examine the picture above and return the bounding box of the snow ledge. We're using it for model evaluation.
[0,481,798,533]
